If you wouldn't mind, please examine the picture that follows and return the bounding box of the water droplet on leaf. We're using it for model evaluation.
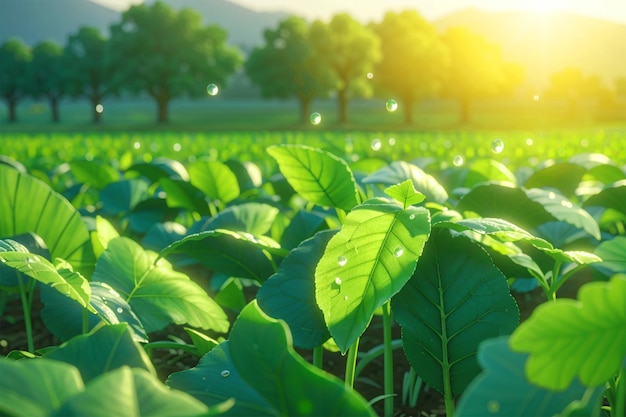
[561,200,573,208]
[409,214,415,220]
[116,307,123,314]
[337,256,347,266]
[343,296,348,301]
[334,277,342,285]
[394,247,404,257]
[220,370,230,378]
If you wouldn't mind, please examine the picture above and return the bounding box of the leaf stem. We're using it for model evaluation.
[17,272,34,353]
[615,365,625,417]
[313,345,323,369]
[82,307,90,334]
[382,300,394,417]
[344,337,360,389]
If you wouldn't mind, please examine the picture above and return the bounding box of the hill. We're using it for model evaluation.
[434,9,626,89]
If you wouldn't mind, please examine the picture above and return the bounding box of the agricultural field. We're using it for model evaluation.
[0,125,625,417]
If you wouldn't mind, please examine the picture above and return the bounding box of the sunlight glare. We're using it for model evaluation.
[524,0,567,14]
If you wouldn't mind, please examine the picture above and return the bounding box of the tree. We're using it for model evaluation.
[0,38,31,122]
[29,40,68,123]
[108,1,242,123]
[64,27,115,124]
[546,68,612,119]
[442,28,523,125]
[310,13,380,123]
[372,10,448,124]
[245,16,332,125]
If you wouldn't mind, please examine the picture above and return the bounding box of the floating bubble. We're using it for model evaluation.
[393,247,404,257]
[133,141,141,150]
[0,340,7,348]
[491,139,504,154]
[337,256,347,266]
[371,138,382,151]
[366,72,374,79]
[206,83,219,96]
[453,155,464,166]
[334,277,342,285]
[310,112,321,125]
[173,143,181,152]
[220,370,230,378]
[95,104,104,113]
[533,95,540,101]
[388,137,396,146]
[526,138,534,146]
[385,99,398,112]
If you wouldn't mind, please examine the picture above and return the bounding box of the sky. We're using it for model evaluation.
[92,0,626,24]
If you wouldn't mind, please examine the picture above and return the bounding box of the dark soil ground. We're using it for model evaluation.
[0,271,592,417]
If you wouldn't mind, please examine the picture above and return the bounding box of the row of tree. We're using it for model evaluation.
[0,1,621,125]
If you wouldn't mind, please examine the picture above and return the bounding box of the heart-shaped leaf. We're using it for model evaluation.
[257,230,334,349]
[593,236,626,277]
[456,337,605,417]
[267,144,360,212]
[384,179,425,208]
[510,274,626,390]
[315,198,431,353]
[100,178,150,215]
[93,237,229,334]
[524,163,587,197]
[392,230,519,396]
[189,159,240,205]
[70,159,119,190]
[194,202,279,236]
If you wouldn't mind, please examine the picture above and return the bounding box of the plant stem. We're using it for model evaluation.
[16,273,34,353]
[82,308,90,334]
[382,300,394,417]
[313,345,323,369]
[615,366,625,417]
[344,337,360,389]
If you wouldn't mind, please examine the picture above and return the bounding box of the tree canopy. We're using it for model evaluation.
[310,13,381,124]
[372,10,448,124]
[245,16,332,125]
[107,0,242,123]
[29,40,68,122]
[0,38,32,122]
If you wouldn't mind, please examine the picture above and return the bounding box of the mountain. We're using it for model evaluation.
[434,9,626,89]
[0,0,286,50]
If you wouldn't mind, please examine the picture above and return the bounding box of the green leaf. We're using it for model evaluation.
[315,199,431,353]
[510,275,626,390]
[267,144,360,212]
[593,236,626,276]
[465,159,517,188]
[159,229,284,282]
[55,367,211,417]
[127,157,190,182]
[91,215,120,259]
[44,323,155,383]
[197,202,279,236]
[392,230,519,396]
[70,159,120,189]
[93,237,229,334]
[525,188,600,240]
[189,159,240,205]
[384,179,425,208]
[257,230,334,349]
[0,357,84,417]
[0,165,95,276]
[583,183,626,215]
[100,178,150,215]
[280,209,328,250]
[184,327,219,357]
[524,163,587,197]
[456,337,605,417]
[0,249,92,310]
[362,161,448,204]
[159,177,209,214]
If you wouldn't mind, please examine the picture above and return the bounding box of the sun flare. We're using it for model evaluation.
[523,0,568,14]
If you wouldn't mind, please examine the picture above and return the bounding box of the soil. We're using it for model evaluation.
[0,271,591,417]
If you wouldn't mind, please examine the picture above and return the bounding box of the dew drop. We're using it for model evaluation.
[453,155,464,167]
[371,138,382,151]
[487,400,500,413]
[310,112,321,125]
[173,143,181,152]
[409,214,415,220]
[366,72,374,79]
[220,370,230,378]
[385,99,398,112]
[388,137,396,146]
[116,307,123,314]
[491,139,504,154]
[337,256,347,267]
[561,200,573,208]
[393,247,404,257]
[95,104,104,114]
[201,377,207,381]
[526,137,534,146]
[206,83,219,96]
[334,277,342,285]
[343,296,348,301]
[548,191,556,199]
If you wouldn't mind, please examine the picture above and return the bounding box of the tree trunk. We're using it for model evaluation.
[157,95,169,123]
[7,98,17,122]
[91,97,102,124]
[403,99,414,124]
[298,95,313,125]
[337,89,348,124]
[50,97,60,123]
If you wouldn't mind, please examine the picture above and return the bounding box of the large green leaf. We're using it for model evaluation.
[267,144,359,212]
[195,202,279,236]
[392,231,519,396]
[510,274,626,390]
[456,337,605,417]
[280,210,327,250]
[0,247,92,310]
[257,230,334,349]
[583,183,626,215]
[127,157,190,182]
[169,301,375,416]
[188,159,240,205]
[525,188,600,239]
[362,161,448,204]
[315,198,431,353]
[54,367,213,417]
[0,357,84,417]
[524,163,587,197]
[593,236,626,277]
[70,159,120,189]
[464,159,517,188]
[159,177,209,214]
[159,230,285,282]
[93,237,229,334]
[45,323,155,383]
[100,178,150,215]
[0,165,95,276]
